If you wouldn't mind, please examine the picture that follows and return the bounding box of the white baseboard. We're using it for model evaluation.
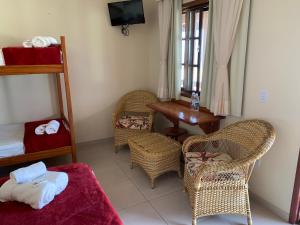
[77,137,114,147]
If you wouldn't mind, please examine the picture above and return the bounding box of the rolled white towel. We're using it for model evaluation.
[0,178,56,209]
[35,124,47,135]
[45,120,60,135]
[32,36,57,48]
[10,162,47,184]
[22,40,33,48]
[0,49,5,66]
[46,36,58,45]
[46,171,68,195]
[32,36,50,48]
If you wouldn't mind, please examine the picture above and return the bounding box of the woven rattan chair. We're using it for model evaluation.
[112,90,158,152]
[182,119,276,225]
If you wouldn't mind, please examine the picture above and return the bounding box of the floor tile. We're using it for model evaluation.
[74,139,290,225]
[104,179,146,211]
[150,190,193,225]
[129,170,183,200]
[93,165,128,190]
[119,202,167,225]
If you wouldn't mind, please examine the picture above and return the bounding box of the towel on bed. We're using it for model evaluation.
[10,161,47,184]
[45,171,68,195]
[0,178,56,209]
[35,124,47,135]
[45,120,60,135]
[32,36,58,48]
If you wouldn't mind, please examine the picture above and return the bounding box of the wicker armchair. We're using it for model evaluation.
[182,119,276,225]
[112,90,158,152]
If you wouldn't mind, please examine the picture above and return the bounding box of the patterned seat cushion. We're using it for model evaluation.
[115,112,150,130]
[185,151,233,177]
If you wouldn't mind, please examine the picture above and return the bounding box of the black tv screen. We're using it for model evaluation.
[108,0,145,26]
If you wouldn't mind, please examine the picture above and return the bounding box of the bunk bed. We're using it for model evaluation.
[0,36,77,166]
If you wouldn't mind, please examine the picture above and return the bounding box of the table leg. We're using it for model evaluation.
[164,117,187,140]
[199,120,220,134]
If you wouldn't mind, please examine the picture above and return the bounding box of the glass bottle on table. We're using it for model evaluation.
[191,92,200,111]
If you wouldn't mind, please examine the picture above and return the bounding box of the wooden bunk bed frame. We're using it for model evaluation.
[0,36,77,166]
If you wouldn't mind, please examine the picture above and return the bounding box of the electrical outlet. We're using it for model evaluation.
[259,89,268,103]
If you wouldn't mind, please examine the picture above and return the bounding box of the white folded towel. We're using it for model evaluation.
[45,120,60,135]
[10,162,47,184]
[0,178,56,209]
[22,40,33,48]
[47,37,58,45]
[32,36,58,48]
[35,124,47,135]
[45,171,68,195]
[0,49,5,66]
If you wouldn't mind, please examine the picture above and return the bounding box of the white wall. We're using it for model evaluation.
[0,0,160,143]
[236,0,300,217]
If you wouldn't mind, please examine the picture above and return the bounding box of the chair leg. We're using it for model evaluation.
[247,214,252,225]
[178,170,182,178]
[151,178,155,189]
[192,217,197,225]
[114,146,120,153]
[246,192,252,225]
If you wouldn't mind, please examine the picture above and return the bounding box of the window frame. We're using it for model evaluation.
[181,1,209,98]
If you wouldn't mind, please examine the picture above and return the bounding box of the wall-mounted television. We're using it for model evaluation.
[108,0,145,26]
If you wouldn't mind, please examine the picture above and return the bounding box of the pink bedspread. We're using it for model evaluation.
[0,163,123,225]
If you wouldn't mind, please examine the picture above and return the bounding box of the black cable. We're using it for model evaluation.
[121,24,130,36]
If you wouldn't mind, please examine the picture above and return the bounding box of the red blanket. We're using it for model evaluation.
[0,163,123,225]
[2,46,61,65]
[24,119,71,153]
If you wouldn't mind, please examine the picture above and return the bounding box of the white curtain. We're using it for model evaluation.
[229,0,251,116]
[157,0,182,100]
[201,0,251,117]
[211,0,244,116]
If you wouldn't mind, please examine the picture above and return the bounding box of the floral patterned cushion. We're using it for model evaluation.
[115,112,150,130]
[185,151,233,177]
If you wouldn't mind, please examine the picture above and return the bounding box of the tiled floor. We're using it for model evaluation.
[76,139,289,225]
[0,138,289,225]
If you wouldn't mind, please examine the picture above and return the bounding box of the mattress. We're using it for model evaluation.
[0,163,124,225]
[0,123,24,158]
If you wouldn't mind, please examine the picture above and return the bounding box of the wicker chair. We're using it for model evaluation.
[182,119,276,225]
[112,90,158,152]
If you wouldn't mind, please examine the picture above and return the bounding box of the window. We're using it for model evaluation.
[181,3,209,97]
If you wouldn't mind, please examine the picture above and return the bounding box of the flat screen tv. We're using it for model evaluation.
[108,0,145,26]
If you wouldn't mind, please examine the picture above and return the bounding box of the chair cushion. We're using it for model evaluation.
[115,112,150,130]
[185,151,232,177]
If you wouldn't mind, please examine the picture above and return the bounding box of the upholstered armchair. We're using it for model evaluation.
[112,90,158,152]
[182,120,276,225]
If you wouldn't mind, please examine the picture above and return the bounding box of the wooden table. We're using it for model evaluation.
[147,100,223,138]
